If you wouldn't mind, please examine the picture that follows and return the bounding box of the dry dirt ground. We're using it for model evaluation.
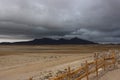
[99,68,120,80]
[0,45,120,80]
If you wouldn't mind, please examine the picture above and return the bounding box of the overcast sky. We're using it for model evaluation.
[0,0,120,43]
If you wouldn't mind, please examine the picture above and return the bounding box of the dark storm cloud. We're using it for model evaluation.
[0,0,120,43]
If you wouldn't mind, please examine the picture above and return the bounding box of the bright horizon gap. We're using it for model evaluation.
[0,39,32,43]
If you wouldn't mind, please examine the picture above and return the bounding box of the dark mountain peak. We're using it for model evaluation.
[34,38,49,41]
[59,38,68,41]
[0,37,97,45]
[70,37,90,41]
[70,37,81,40]
[41,38,54,40]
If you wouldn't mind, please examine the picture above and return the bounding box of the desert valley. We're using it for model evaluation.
[0,45,120,80]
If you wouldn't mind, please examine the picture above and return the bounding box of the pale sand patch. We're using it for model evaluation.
[99,68,120,80]
[0,53,92,80]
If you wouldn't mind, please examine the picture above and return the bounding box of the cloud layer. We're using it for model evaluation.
[0,0,120,43]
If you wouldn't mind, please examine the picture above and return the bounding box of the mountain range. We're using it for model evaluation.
[0,37,97,45]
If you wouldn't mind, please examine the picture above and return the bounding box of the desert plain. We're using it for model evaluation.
[0,45,120,80]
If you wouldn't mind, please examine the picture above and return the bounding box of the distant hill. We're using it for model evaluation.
[0,37,97,45]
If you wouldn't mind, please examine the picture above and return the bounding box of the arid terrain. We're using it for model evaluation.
[0,45,120,80]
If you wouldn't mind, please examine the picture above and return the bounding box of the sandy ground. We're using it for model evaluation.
[99,68,120,80]
[0,53,93,80]
[0,45,120,80]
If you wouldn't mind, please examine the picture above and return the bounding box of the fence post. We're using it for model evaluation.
[86,61,89,80]
[112,52,116,68]
[29,77,33,80]
[94,53,98,60]
[103,55,106,71]
[68,66,71,80]
[95,59,98,80]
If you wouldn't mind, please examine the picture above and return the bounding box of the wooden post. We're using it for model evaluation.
[68,66,71,80]
[103,56,106,71]
[95,59,98,80]
[112,52,116,68]
[94,53,96,59]
[94,53,98,60]
[29,77,33,80]
[86,61,89,80]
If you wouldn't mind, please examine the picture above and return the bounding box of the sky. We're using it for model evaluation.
[0,0,120,43]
